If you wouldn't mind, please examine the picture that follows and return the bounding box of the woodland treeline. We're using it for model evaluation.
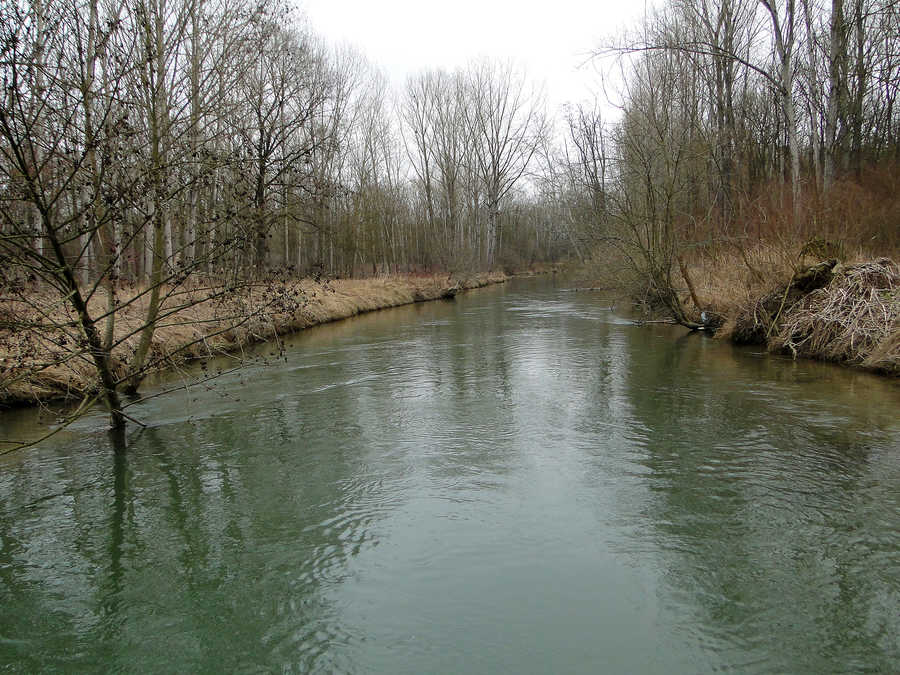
[0,0,558,286]
[554,0,899,326]
[2,0,898,285]
[1,0,899,430]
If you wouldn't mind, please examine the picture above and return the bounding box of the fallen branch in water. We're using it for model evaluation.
[560,286,617,292]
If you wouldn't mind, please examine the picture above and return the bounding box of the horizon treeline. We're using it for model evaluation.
[2,0,899,293]
[0,0,561,288]
[2,0,898,430]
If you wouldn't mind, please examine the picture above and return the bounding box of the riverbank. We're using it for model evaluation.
[577,245,899,376]
[687,249,898,375]
[0,271,508,407]
[684,250,898,376]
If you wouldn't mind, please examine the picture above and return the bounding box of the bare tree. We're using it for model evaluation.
[0,0,331,435]
[0,0,137,426]
[760,0,802,218]
[464,61,547,267]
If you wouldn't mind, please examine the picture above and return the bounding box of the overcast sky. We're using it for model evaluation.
[300,0,649,115]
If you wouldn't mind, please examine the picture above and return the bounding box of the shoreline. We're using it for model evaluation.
[720,258,898,377]
[567,249,898,378]
[652,255,897,377]
[0,271,511,410]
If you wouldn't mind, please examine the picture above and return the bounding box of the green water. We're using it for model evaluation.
[1,278,899,673]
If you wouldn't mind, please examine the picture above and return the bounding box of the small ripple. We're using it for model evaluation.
[304,374,380,394]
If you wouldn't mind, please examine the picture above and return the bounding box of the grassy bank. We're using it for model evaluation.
[668,245,898,376]
[576,242,899,376]
[0,272,508,408]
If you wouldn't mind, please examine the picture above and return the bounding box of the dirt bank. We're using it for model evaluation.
[0,272,508,408]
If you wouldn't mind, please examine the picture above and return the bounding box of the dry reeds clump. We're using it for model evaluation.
[679,240,798,309]
[771,258,899,373]
[726,256,838,345]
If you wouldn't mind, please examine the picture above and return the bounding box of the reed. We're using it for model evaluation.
[771,259,899,374]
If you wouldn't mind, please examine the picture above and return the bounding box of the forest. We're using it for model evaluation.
[1,0,899,430]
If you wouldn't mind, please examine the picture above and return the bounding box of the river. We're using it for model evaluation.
[1,278,898,673]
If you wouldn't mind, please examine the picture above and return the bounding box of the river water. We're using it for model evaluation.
[1,278,898,673]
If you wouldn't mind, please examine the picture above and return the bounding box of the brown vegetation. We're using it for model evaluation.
[0,272,507,407]
[671,242,899,376]
[771,259,899,373]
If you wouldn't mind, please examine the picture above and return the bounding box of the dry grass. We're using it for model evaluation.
[865,330,900,373]
[0,271,508,406]
[677,241,900,375]
[685,240,797,316]
[771,259,899,373]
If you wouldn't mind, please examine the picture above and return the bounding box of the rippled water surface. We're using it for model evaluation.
[1,278,899,673]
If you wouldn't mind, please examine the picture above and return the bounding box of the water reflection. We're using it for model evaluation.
[100,433,128,649]
[1,279,898,672]
[0,402,403,670]
[621,326,900,672]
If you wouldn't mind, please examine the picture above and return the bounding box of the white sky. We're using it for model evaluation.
[300,0,649,116]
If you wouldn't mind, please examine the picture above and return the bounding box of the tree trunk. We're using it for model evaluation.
[41,207,125,429]
[824,0,846,190]
[128,0,169,394]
